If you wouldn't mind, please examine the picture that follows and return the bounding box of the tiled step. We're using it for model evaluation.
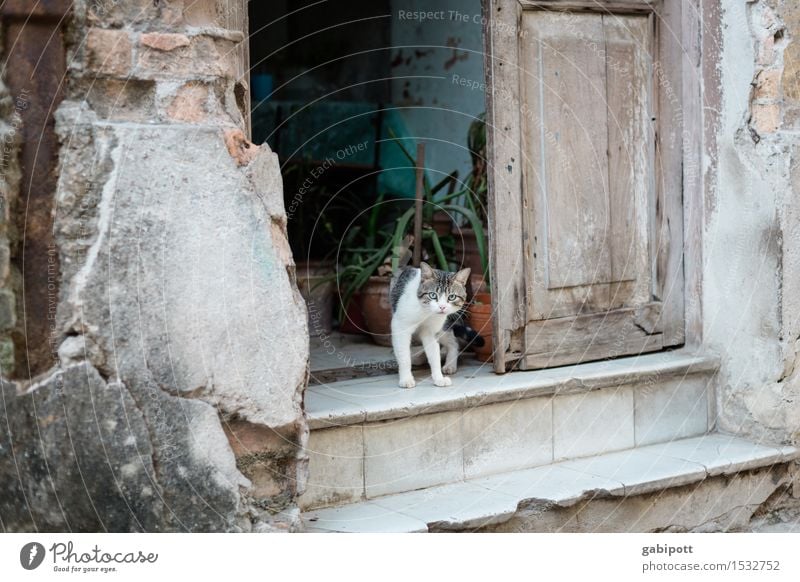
[300,351,719,510]
[302,433,799,532]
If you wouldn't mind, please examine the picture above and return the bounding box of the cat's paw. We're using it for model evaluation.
[433,376,452,387]
[398,376,416,389]
[442,363,457,375]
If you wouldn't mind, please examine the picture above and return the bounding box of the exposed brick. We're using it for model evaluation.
[88,0,183,28]
[756,35,775,66]
[224,128,259,166]
[183,1,220,26]
[752,102,781,134]
[86,28,132,77]
[223,420,298,459]
[780,1,799,102]
[754,68,782,100]
[134,35,235,79]
[141,32,190,52]
[84,79,157,121]
[165,82,209,122]
[783,43,800,102]
[784,105,800,129]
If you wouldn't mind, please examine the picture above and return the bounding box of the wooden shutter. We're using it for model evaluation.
[484,0,685,372]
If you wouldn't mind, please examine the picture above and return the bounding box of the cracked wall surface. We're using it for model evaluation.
[0,0,309,532]
[704,0,800,446]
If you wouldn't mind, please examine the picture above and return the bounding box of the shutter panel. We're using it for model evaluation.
[484,0,685,371]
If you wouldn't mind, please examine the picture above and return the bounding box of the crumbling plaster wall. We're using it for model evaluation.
[0,0,309,532]
[705,0,800,445]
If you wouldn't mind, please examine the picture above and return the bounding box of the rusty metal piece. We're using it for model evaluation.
[2,3,69,378]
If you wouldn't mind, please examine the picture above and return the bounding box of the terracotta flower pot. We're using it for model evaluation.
[431,210,453,237]
[468,292,493,362]
[339,291,367,335]
[360,276,393,346]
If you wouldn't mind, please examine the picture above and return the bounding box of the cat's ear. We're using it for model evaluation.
[453,267,471,286]
[419,262,435,279]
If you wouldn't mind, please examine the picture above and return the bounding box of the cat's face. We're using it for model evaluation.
[417,263,471,316]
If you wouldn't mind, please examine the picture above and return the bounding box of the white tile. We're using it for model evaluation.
[462,397,553,478]
[372,481,519,530]
[304,389,365,429]
[303,501,427,533]
[314,373,468,422]
[553,386,634,460]
[299,426,364,511]
[643,433,790,476]
[364,411,463,498]
[634,377,709,446]
[472,463,624,506]
[309,332,394,372]
[562,448,706,496]
[306,351,718,428]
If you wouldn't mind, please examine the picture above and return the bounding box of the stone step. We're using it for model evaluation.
[302,433,799,532]
[301,351,719,510]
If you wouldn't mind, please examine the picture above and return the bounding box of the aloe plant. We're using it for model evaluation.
[333,118,491,322]
[387,130,488,279]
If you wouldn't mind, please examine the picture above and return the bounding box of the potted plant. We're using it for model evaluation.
[389,132,494,359]
[456,113,489,291]
[387,132,487,275]
[283,160,362,336]
[335,192,397,345]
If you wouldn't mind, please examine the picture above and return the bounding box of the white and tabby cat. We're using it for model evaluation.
[390,262,476,388]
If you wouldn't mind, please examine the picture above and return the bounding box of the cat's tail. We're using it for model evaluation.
[392,234,414,274]
[451,323,485,349]
[389,234,415,295]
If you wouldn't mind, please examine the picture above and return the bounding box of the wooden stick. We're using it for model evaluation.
[413,143,425,267]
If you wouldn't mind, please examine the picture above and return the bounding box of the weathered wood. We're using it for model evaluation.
[484,0,528,373]
[0,0,70,19]
[484,0,688,371]
[682,0,704,348]
[522,11,653,320]
[2,12,67,377]
[652,0,687,347]
[523,305,664,369]
[605,15,650,285]
[518,0,657,13]
[526,12,611,291]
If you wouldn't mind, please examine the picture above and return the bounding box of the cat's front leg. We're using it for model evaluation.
[392,323,416,389]
[420,329,451,387]
[440,330,459,375]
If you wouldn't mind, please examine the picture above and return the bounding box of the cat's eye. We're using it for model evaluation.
[428,292,438,300]
[448,294,458,302]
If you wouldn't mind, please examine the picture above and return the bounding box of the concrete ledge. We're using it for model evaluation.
[305,350,720,429]
[302,433,799,533]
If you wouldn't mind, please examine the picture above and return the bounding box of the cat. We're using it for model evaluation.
[390,262,479,388]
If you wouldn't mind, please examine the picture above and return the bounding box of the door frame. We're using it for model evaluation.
[482,0,704,373]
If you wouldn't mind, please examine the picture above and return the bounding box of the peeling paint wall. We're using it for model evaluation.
[705,0,800,445]
[390,0,485,181]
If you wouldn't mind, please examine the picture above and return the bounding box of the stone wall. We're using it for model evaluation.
[0,0,309,532]
[704,0,800,446]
